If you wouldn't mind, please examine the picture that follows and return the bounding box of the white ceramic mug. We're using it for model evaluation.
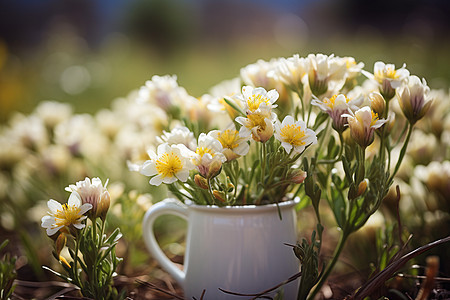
[142,198,300,299]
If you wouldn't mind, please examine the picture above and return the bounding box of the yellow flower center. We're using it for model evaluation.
[196,147,214,158]
[217,130,239,150]
[346,59,355,69]
[376,66,399,81]
[246,113,267,129]
[247,94,270,112]
[371,111,379,127]
[326,94,349,109]
[280,124,306,146]
[155,152,183,178]
[55,204,82,227]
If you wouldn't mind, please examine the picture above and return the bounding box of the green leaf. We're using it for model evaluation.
[104,228,122,245]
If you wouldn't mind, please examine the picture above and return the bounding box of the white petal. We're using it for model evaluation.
[48,200,62,214]
[91,177,102,187]
[68,192,82,207]
[157,143,171,155]
[73,222,86,229]
[266,89,279,103]
[79,203,93,215]
[282,115,295,126]
[47,225,63,236]
[41,215,55,227]
[162,176,178,184]
[141,160,158,177]
[149,175,164,186]
[281,142,293,153]
[234,142,250,156]
[175,169,190,182]
[242,86,253,99]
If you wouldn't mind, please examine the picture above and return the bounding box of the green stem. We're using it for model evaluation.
[357,146,366,185]
[388,122,413,183]
[73,233,82,289]
[92,220,99,297]
[306,98,313,127]
[307,231,349,300]
[297,91,306,120]
[206,178,214,205]
[261,142,267,183]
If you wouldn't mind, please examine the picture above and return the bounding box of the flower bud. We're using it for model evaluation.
[96,190,111,221]
[290,169,307,184]
[369,92,385,116]
[396,76,433,125]
[357,179,369,197]
[206,159,223,179]
[212,190,226,203]
[308,68,328,96]
[55,233,67,257]
[194,174,209,189]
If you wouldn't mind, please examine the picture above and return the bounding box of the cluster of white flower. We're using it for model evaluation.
[0,52,448,219]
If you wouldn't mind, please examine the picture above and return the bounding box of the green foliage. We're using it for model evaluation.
[44,220,124,300]
[294,228,322,300]
[0,240,16,300]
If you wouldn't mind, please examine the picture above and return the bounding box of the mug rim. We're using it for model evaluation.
[184,196,300,213]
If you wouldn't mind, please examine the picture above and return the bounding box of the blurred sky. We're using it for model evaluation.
[0,0,449,118]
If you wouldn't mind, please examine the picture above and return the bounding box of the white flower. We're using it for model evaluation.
[236,107,275,143]
[8,114,49,151]
[141,143,195,186]
[137,75,197,114]
[41,193,92,236]
[414,161,450,195]
[268,54,308,90]
[209,125,250,161]
[193,133,227,178]
[234,86,279,143]
[157,126,197,151]
[343,106,387,148]
[240,59,279,88]
[312,94,363,132]
[306,53,347,96]
[34,101,73,128]
[396,75,433,124]
[362,61,410,99]
[274,115,317,154]
[235,86,279,114]
[65,177,110,219]
[373,62,410,88]
[342,57,365,87]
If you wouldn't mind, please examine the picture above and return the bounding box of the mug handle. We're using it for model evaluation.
[142,198,188,285]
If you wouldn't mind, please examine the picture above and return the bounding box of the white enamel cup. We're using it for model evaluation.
[142,198,300,299]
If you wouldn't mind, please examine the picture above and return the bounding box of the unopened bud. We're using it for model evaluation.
[55,233,67,257]
[369,92,385,116]
[194,174,209,189]
[207,159,223,179]
[212,190,226,203]
[291,169,307,184]
[96,191,111,221]
[357,179,369,197]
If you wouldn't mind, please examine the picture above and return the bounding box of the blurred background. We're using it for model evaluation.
[1,0,449,122]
